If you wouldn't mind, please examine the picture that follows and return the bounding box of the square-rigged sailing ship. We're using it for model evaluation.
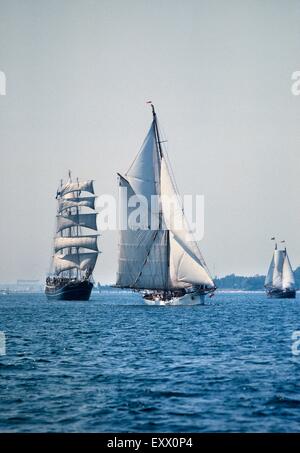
[45,173,99,300]
[116,104,216,305]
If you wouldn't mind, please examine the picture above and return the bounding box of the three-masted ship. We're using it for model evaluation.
[45,173,99,300]
[116,104,216,305]
[264,239,296,299]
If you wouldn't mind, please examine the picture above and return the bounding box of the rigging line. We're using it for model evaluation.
[154,108,213,283]
[162,142,210,274]
[159,127,213,278]
[157,122,181,198]
[161,134,213,281]
[152,108,163,160]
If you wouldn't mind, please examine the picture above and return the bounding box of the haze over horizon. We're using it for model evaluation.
[1,0,300,284]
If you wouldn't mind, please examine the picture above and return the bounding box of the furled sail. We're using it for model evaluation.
[56,213,97,232]
[53,252,98,275]
[58,197,95,212]
[54,236,99,253]
[282,253,295,290]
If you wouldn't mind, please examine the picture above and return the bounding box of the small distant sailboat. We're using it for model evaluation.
[45,172,100,301]
[264,238,296,299]
[116,104,216,305]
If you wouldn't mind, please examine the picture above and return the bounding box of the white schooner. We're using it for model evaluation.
[116,104,216,305]
[264,239,296,299]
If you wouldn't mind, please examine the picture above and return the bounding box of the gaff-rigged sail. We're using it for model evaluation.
[265,247,295,290]
[116,106,215,292]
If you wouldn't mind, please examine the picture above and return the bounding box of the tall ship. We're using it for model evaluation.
[45,172,99,300]
[116,104,216,305]
[264,239,296,299]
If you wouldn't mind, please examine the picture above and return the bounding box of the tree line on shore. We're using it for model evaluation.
[214,267,300,290]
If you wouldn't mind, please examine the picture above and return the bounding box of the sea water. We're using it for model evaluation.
[0,291,300,432]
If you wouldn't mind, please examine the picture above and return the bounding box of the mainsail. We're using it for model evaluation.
[51,176,99,277]
[116,106,215,292]
[265,247,295,290]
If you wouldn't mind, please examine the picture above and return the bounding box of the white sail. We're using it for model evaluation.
[58,197,95,212]
[169,234,214,288]
[53,252,98,275]
[54,236,98,253]
[116,124,162,289]
[282,253,295,290]
[132,230,169,289]
[116,175,161,288]
[56,213,97,232]
[272,249,285,289]
[265,255,275,287]
[116,109,215,292]
[160,156,214,288]
[126,122,160,201]
[60,180,94,197]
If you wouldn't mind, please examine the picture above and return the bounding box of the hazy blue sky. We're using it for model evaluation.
[1,0,300,283]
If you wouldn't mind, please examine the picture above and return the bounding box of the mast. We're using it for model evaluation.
[76,176,79,280]
[151,103,163,231]
[68,169,72,280]
[150,103,170,290]
[165,229,170,291]
[151,104,163,159]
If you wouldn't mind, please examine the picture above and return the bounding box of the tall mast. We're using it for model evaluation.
[68,170,72,280]
[150,103,170,290]
[271,236,277,251]
[76,176,79,280]
[165,230,170,291]
[151,104,163,159]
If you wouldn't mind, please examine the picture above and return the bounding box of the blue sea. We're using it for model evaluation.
[0,290,300,432]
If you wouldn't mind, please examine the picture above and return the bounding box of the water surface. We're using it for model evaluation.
[0,291,300,432]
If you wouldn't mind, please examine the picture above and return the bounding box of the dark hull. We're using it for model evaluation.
[266,288,296,299]
[45,280,93,301]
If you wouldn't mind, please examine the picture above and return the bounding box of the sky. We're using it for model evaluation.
[0,0,300,283]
